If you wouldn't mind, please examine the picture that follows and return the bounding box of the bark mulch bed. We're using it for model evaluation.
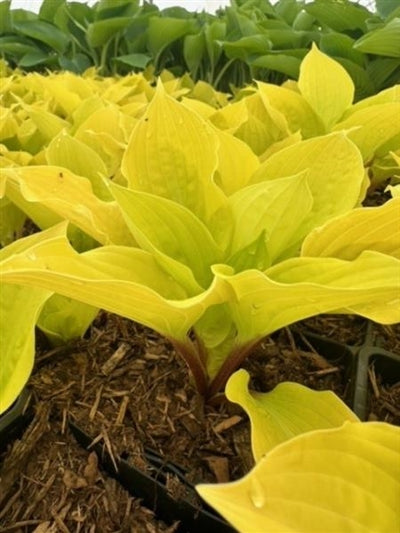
[1,313,399,532]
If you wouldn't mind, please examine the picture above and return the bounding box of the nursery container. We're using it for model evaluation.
[0,388,33,455]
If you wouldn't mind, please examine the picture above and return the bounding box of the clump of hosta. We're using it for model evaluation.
[1,48,399,413]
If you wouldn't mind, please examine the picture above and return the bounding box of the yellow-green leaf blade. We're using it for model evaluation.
[226,369,359,461]
[298,44,354,130]
[302,198,400,260]
[197,422,400,533]
[3,166,134,246]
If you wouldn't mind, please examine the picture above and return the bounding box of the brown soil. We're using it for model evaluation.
[1,313,399,532]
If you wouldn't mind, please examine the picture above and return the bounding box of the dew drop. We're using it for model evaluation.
[26,252,37,261]
[250,477,265,509]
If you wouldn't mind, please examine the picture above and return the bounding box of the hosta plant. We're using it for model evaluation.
[1,74,399,414]
[197,370,400,533]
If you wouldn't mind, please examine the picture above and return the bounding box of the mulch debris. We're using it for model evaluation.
[1,312,399,531]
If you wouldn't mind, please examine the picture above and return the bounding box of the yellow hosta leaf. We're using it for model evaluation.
[333,103,400,162]
[121,81,225,225]
[46,131,111,199]
[181,97,216,119]
[256,81,324,138]
[214,128,260,195]
[251,132,364,229]
[215,251,400,346]
[110,184,222,291]
[226,370,359,462]
[302,198,400,260]
[298,44,354,131]
[197,422,400,533]
[27,106,69,142]
[234,93,290,156]
[3,166,134,246]
[0,224,229,341]
[229,173,313,265]
[209,98,249,132]
[0,284,51,414]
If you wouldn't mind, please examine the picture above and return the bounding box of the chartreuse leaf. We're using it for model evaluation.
[110,184,222,291]
[0,226,65,414]
[333,103,400,162]
[26,106,68,143]
[228,173,313,266]
[197,422,400,533]
[213,129,259,196]
[234,93,290,156]
[226,369,359,461]
[298,44,354,130]
[0,197,26,246]
[251,132,364,231]
[2,166,134,246]
[256,81,324,138]
[0,284,51,414]
[121,81,225,227]
[215,251,400,347]
[36,294,98,346]
[302,198,400,260]
[0,224,228,342]
[46,131,111,199]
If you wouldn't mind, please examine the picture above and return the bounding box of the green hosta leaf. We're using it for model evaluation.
[197,422,400,533]
[147,17,197,62]
[12,20,70,53]
[121,82,226,227]
[0,224,227,342]
[18,49,53,67]
[333,103,400,162]
[37,294,98,346]
[110,184,222,290]
[215,251,400,346]
[114,53,152,69]
[298,44,354,130]
[250,53,301,79]
[228,172,313,265]
[86,17,133,48]
[2,166,134,246]
[251,132,364,231]
[354,18,400,58]
[305,0,369,32]
[223,35,271,61]
[376,0,400,19]
[226,370,359,461]
[302,198,400,260]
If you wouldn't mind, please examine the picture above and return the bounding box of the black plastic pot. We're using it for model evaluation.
[69,422,235,533]
[295,323,400,420]
[0,388,33,455]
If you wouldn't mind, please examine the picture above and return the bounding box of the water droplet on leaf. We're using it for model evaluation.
[250,477,265,509]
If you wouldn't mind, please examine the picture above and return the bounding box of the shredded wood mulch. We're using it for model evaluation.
[1,313,399,532]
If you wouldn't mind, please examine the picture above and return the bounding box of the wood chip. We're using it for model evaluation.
[83,452,99,485]
[101,343,130,375]
[115,395,130,425]
[205,456,230,483]
[62,470,88,490]
[213,415,242,434]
